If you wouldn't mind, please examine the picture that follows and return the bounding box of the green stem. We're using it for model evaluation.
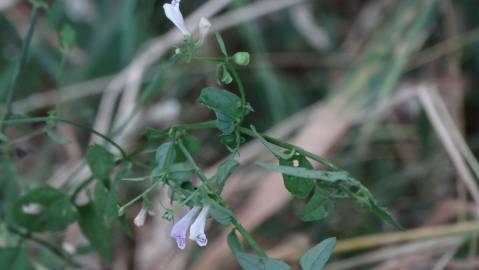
[118,180,161,215]
[239,127,339,170]
[7,226,81,268]
[177,138,268,257]
[191,55,225,63]
[0,116,127,158]
[1,6,40,132]
[226,62,247,115]
[173,120,217,131]
[70,176,94,199]
[231,218,267,257]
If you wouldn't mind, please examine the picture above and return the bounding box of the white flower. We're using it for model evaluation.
[170,206,201,249]
[189,205,210,246]
[134,208,155,227]
[22,203,43,215]
[134,208,147,227]
[163,0,190,36]
[198,17,211,44]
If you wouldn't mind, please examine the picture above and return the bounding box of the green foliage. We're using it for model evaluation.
[0,247,34,270]
[256,162,350,183]
[209,202,234,225]
[58,24,76,52]
[216,63,233,85]
[197,87,244,120]
[300,188,335,222]
[86,145,115,184]
[299,238,336,270]
[227,230,291,270]
[77,203,112,263]
[0,131,8,142]
[13,186,77,232]
[215,33,228,56]
[155,141,177,173]
[279,154,315,198]
[235,252,292,270]
[215,158,240,190]
[43,126,72,144]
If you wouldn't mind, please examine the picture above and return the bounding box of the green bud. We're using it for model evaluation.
[162,210,174,221]
[232,52,250,66]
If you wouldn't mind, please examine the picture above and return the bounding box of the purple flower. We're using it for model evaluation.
[170,207,201,249]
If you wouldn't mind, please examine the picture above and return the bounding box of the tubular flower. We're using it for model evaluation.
[189,205,210,246]
[170,206,201,249]
[163,0,190,36]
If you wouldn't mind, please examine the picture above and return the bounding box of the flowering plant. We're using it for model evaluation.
[0,0,401,269]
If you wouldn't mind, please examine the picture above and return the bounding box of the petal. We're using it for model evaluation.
[134,208,147,227]
[170,207,201,249]
[163,3,190,36]
[189,206,210,247]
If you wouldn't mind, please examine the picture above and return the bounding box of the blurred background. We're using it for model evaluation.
[2,0,479,269]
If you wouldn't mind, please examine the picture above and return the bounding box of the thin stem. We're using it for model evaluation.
[239,127,339,170]
[231,218,267,257]
[174,120,217,131]
[118,180,161,215]
[226,62,247,114]
[7,226,81,268]
[1,6,40,132]
[191,55,225,63]
[0,116,127,158]
[70,176,94,199]
[177,138,268,257]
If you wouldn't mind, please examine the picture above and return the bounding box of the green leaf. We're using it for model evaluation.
[0,131,8,142]
[346,185,402,229]
[13,186,77,232]
[216,158,240,189]
[168,163,195,184]
[59,24,76,51]
[279,155,315,198]
[86,145,115,182]
[94,183,118,223]
[250,126,290,160]
[0,247,34,270]
[43,126,72,144]
[215,112,236,135]
[300,188,335,222]
[176,135,201,161]
[236,252,291,270]
[144,128,169,143]
[299,237,336,270]
[77,203,112,263]
[197,87,243,120]
[257,163,350,183]
[227,230,244,254]
[155,141,176,173]
[209,202,233,225]
[215,33,228,56]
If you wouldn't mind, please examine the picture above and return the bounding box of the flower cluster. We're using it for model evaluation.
[170,205,210,249]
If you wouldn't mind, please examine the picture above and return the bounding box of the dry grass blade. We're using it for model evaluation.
[417,85,479,214]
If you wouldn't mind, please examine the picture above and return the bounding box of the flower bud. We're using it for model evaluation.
[232,52,250,66]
